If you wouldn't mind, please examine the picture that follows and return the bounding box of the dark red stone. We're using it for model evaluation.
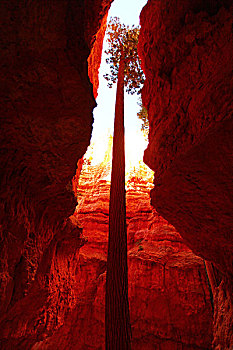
[139,0,233,347]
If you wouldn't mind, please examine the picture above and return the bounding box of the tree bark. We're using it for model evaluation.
[105,50,132,349]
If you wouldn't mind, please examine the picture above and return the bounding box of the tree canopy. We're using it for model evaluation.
[137,98,149,134]
[104,17,145,95]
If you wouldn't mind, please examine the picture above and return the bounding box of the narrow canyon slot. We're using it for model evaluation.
[0,0,232,349]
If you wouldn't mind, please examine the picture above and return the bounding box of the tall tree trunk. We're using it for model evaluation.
[105,50,132,349]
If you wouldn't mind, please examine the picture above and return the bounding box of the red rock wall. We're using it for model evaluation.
[0,0,112,348]
[36,168,212,349]
[88,11,109,99]
[138,0,233,348]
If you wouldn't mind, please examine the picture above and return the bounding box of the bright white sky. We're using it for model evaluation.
[88,0,149,168]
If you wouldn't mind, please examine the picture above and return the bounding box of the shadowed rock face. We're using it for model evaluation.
[0,0,112,348]
[138,0,233,348]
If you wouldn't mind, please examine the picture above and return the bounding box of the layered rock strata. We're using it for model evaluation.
[39,168,212,349]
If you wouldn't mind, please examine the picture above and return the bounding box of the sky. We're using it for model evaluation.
[87,0,149,168]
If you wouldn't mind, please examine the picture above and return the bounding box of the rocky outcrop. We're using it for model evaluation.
[213,280,233,349]
[0,1,112,348]
[38,167,212,349]
[138,0,233,348]
[127,185,213,349]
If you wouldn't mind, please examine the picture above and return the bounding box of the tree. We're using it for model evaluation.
[104,17,145,350]
[104,17,144,95]
[104,17,148,132]
[137,98,149,134]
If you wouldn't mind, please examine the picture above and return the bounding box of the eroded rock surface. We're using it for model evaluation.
[42,168,212,350]
[138,0,233,348]
[0,1,112,348]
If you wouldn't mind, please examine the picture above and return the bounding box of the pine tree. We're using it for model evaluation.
[104,17,144,350]
[104,17,144,95]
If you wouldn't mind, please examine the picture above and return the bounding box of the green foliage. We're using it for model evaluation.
[137,98,149,134]
[104,17,145,95]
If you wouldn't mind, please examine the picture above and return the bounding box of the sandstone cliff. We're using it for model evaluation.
[30,166,212,349]
[0,1,112,347]
[138,0,233,347]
